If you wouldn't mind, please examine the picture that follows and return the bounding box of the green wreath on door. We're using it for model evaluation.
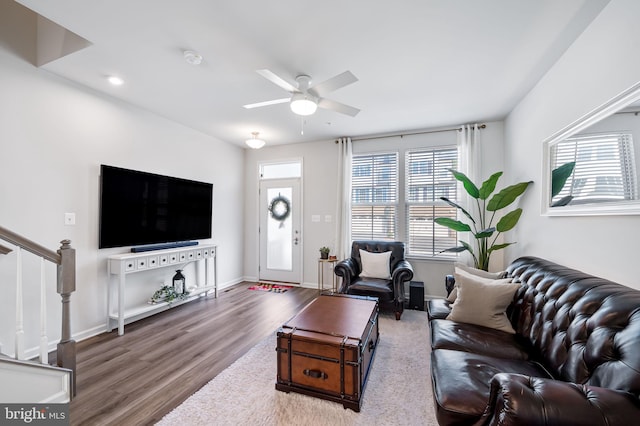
[268,194,291,222]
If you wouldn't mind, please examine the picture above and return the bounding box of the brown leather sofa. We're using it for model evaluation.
[427,256,640,425]
[335,240,413,320]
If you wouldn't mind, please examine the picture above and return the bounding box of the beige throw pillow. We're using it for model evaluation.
[455,262,508,279]
[447,264,508,302]
[359,250,392,279]
[446,269,520,334]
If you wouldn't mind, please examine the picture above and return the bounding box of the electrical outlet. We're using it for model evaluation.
[64,212,76,225]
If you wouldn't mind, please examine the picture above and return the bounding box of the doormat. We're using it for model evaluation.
[248,283,293,293]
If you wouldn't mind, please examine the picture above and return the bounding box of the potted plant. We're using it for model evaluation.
[319,246,330,260]
[434,169,532,271]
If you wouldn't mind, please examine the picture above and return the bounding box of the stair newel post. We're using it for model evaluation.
[57,239,76,396]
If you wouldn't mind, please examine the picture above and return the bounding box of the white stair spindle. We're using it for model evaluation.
[40,256,48,364]
[15,247,24,360]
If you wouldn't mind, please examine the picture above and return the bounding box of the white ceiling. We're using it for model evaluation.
[16,0,610,147]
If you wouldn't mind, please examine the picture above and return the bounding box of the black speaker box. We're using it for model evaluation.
[409,281,424,311]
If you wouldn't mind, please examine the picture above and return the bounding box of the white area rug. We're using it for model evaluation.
[157,309,436,426]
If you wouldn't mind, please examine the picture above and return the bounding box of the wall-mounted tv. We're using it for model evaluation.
[99,165,213,249]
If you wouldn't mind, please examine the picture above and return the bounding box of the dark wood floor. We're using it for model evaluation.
[64,282,318,426]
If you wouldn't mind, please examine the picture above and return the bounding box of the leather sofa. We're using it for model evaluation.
[427,256,640,425]
[335,240,413,320]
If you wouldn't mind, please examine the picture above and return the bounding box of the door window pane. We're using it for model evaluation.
[266,187,293,271]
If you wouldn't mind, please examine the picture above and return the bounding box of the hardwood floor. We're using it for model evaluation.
[64,282,318,426]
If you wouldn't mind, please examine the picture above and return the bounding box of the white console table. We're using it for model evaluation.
[107,244,217,335]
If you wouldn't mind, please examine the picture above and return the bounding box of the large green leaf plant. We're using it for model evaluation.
[434,170,532,271]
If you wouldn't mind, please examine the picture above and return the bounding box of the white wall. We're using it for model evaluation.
[504,0,640,288]
[244,122,505,298]
[0,8,245,356]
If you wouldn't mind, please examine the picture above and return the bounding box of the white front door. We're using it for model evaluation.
[259,178,302,283]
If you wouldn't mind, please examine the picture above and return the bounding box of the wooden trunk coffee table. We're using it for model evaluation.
[275,294,379,412]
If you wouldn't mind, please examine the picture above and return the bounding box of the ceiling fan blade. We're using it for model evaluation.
[243,98,290,109]
[256,69,297,93]
[317,98,360,117]
[309,71,358,98]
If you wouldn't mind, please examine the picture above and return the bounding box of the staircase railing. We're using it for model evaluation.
[0,225,76,397]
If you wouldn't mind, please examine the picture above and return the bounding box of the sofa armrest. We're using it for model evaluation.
[391,259,413,302]
[334,258,358,293]
[479,373,640,426]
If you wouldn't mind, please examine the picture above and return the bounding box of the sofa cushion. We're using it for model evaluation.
[359,249,391,279]
[427,298,451,320]
[430,319,530,360]
[431,348,552,425]
[447,270,519,333]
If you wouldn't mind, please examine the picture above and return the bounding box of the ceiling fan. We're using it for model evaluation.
[243,69,360,117]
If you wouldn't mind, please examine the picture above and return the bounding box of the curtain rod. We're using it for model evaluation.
[338,124,486,143]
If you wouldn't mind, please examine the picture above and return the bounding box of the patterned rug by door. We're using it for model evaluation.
[248,283,293,293]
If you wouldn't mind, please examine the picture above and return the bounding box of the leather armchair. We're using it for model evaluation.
[334,240,413,320]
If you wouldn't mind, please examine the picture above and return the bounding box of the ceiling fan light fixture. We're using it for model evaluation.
[245,131,266,149]
[290,93,318,116]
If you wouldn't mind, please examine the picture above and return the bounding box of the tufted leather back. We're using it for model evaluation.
[506,256,640,396]
[350,240,406,274]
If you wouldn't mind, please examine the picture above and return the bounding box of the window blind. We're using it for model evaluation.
[405,148,458,257]
[351,153,398,240]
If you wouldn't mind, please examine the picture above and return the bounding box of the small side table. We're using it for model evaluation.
[317,258,338,293]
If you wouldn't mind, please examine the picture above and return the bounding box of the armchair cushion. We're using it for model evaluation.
[359,249,391,279]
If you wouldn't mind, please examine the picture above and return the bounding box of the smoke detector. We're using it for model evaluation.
[183,50,203,66]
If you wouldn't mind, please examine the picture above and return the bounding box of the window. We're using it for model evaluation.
[406,148,458,257]
[349,145,458,258]
[551,132,637,205]
[260,161,302,179]
[351,153,398,240]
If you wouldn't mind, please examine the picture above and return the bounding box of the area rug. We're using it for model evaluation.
[157,309,436,426]
[248,283,293,293]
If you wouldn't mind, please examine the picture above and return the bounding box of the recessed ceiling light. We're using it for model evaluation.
[183,50,203,66]
[107,76,124,86]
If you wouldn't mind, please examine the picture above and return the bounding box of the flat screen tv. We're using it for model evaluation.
[99,165,213,249]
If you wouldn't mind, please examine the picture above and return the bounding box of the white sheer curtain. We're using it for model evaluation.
[335,137,352,260]
[457,124,480,265]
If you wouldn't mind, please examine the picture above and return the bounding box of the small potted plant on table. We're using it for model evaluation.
[319,247,330,260]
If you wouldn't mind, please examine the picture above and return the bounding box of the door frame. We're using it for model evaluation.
[256,159,304,284]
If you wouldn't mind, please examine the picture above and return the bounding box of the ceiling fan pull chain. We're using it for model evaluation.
[300,117,305,135]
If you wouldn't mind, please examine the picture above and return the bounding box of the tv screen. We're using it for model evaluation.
[99,165,213,249]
